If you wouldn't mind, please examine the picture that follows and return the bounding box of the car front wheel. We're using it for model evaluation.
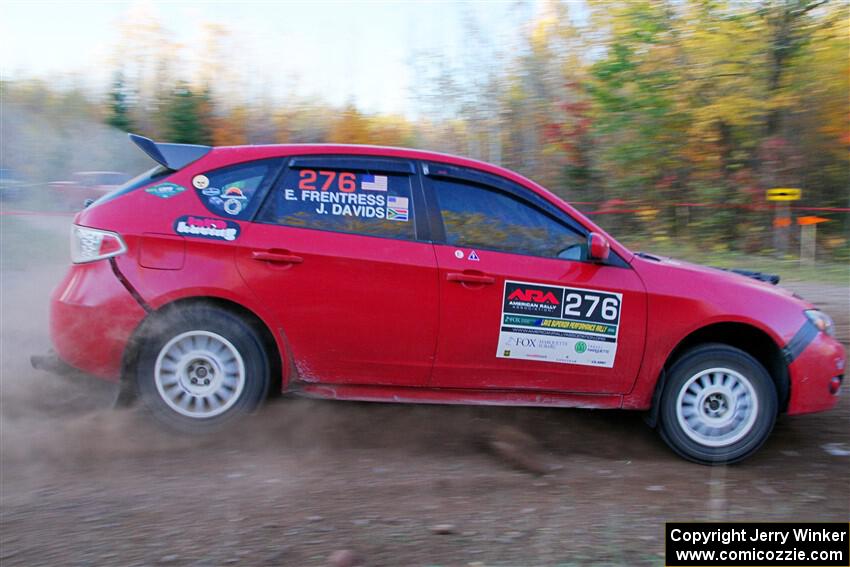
[658,344,777,464]
[136,306,270,432]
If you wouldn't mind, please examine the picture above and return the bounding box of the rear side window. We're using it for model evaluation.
[194,159,281,220]
[258,163,415,241]
[433,178,586,259]
[91,165,170,207]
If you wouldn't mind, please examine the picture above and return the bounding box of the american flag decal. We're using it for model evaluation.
[360,174,388,191]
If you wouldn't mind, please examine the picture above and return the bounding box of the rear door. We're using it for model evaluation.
[423,164,647,394]
[235,156,439,386]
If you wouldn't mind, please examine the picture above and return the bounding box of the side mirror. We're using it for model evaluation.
[588,232,610,262]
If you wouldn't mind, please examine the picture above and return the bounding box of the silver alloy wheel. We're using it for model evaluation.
[154,330,246,418]
[675,367,759,447]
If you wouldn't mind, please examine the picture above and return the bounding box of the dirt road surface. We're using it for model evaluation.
[2,214,848,566]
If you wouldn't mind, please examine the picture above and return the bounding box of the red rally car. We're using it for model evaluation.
[41,134,845,464]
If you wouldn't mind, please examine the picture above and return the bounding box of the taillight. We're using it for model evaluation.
[70,225,127,263]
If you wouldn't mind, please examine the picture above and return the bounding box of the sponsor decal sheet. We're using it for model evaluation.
[497,280,623,368]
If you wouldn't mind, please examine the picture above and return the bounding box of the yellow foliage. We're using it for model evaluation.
[211,107,248,146]
[328,105,372,145]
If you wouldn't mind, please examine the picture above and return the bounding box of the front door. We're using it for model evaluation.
[425,169,646,394]
[235,156,439,387]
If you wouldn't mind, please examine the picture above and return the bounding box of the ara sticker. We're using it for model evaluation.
[454,250,464,259]
[468,250,480,261]
[173,215,240,242]
[146,183,186,199]
[192,175,210,189]
[202,187,220,197]
[496,280,623,368]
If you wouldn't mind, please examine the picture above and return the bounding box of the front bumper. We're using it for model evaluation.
[49,260,147,381]
[786,326,846,415]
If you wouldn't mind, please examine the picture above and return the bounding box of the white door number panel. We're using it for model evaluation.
[496,280,623,368]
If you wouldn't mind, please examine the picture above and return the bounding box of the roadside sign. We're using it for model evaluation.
[766,188,802,201]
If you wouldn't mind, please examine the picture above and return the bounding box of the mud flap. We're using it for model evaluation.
[32,350,137,409]
[30,350,78,376]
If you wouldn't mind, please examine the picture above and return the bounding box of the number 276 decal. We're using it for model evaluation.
[563,292,620,322]
[298,170,357,192]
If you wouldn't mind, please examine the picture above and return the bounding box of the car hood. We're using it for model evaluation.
[630,252,811,308]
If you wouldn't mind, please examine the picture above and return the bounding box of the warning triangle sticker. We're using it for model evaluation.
[468,250,480,261]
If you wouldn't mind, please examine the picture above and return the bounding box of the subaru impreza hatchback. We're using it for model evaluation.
[44,134,845,464]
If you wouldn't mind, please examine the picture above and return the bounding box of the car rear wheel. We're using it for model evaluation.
[136,306,270,432]
[658,344,777,464]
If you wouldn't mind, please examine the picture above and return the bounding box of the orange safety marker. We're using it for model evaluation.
[798,216,829,265]
[797,216,830,225]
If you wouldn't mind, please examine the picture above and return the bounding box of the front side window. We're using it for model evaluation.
[194,159,280,220]
[433,178,586,260]
[258,164,415,241]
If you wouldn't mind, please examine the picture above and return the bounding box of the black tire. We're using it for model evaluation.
[135,306,270,433]
[658,344,777,465]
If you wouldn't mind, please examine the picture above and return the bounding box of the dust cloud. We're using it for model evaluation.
[1,222,847,566]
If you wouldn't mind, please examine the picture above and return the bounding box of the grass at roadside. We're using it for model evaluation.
[629,240,850,286]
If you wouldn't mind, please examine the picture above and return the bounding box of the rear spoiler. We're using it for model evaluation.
[129,133,212,171]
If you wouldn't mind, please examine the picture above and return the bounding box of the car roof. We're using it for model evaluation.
[210,143,550,198]
[129,135,551,202]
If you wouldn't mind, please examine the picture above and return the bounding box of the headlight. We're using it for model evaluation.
[805,310,835,337]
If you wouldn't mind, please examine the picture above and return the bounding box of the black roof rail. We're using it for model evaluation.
[129,133,212,171]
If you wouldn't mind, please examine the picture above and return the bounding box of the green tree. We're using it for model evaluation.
[586,1,689,202]
[162,83,212,145]
[106,71,134,132]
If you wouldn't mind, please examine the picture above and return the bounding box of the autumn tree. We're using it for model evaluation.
[8,0,848,257]
[328,104,372,145]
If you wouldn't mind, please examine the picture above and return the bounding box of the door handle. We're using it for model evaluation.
[251,250,304,264]
[447,272,495,285]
